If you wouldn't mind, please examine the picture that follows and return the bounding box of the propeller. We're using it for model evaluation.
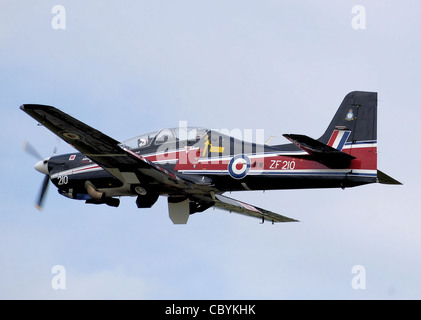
[35,175,50,210]
[23,140,57,211]
[23,140,43,160]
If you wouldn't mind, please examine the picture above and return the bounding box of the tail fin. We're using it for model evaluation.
[317,91,401,185]
[318,91,377,145]
[320,91,378,181]
[282,91,402,185]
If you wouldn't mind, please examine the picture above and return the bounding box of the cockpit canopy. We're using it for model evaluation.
[120,127,209,150]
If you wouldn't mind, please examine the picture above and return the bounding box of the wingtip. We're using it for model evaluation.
[20,104,56,111]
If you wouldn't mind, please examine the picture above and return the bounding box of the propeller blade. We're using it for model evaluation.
[52,137,61,156]
[23,140,56,211]
[23,140,43,160]
[35,175,50,211]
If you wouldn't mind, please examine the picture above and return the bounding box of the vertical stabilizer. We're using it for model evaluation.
[318,91,377,145]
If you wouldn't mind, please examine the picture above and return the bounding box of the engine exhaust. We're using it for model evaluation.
[85,181,105,200]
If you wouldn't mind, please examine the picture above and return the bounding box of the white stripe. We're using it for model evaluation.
[179,169,377,176]
[331,131,345,149]
[51,164,102,179]
[342,143,377,150]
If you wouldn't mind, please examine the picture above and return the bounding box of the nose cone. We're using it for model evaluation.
[34,158,50,175]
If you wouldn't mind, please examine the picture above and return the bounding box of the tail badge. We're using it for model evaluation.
[345,108,356,121]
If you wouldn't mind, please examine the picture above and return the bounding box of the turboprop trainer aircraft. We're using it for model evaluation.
[21,91,401,224]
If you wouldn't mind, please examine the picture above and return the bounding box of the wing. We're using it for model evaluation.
[21,104,299,224]
[193,193,298,223]
[20,104,192,190]
[283,133,355,169]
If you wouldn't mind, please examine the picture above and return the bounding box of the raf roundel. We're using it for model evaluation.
[228,154,251,179]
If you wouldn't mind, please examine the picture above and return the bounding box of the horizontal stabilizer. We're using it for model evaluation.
[377,170,402,185]
[283,134,355,169]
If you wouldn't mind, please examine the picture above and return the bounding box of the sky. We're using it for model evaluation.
[0,0,420,299]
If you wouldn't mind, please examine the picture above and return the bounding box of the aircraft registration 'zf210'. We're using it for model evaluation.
[21,91,401,224]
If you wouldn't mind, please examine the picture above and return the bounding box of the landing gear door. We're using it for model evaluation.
[168,198,190,224]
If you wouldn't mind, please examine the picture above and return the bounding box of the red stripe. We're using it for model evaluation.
[327,130,339,146]
[175,145,377,173]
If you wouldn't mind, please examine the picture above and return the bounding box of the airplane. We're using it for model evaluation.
[21,91,401,224]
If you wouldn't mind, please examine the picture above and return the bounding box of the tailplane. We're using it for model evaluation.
[377,170,402,185]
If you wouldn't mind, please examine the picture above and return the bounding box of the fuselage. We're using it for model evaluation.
[46,128,377,202]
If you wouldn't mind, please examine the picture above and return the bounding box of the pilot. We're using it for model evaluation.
[137,138,148,147]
